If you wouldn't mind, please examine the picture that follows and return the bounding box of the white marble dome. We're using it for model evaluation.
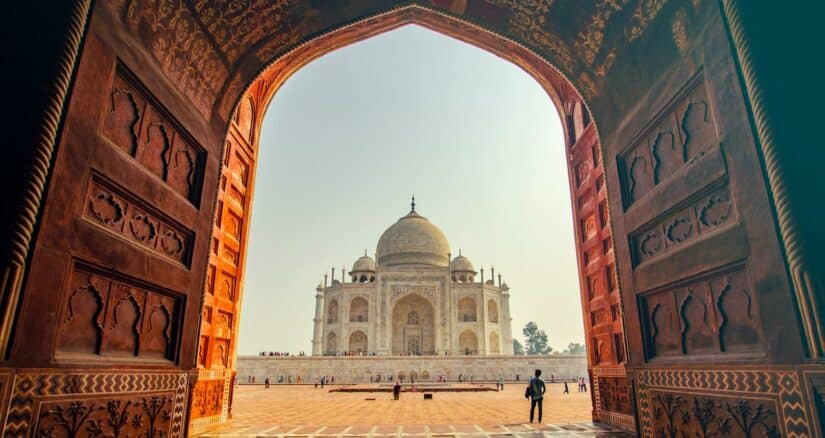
[376,208,450,267]
[450,253,474,272]
[352,254,376,272]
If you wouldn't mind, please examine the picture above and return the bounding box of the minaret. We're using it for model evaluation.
[312,284,325,356]
[500,279,513,354]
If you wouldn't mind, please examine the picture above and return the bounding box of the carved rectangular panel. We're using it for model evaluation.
[84,174,193,265]
[598,376,633,415]
[56,262,183,362]
[101,66,205,204]
[631,185,736,265]
[190,379,225,420]
[619,76,718,208]
[648,390,780,437]
[639,266,762,359]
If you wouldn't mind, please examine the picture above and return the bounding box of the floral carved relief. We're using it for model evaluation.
[37,395,175,438]
[651,392,780,438]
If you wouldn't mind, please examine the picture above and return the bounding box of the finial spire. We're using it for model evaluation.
[364,249,368,257]
[411,195,416,212]
[459,248,462,256]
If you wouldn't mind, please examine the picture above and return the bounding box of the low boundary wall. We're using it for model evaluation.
[236,354,587,384]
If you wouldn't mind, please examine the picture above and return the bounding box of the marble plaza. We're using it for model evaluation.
[200,384,630,437]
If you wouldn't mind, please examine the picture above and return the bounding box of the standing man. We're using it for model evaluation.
[526,369,546,423]
[498,376,504,391]
[393,380,401,400]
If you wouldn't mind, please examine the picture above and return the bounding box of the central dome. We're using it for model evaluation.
[376,205,450,268]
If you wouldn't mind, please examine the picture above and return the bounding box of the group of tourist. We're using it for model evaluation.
[314,375,335,388]
[577,376,588,392]
[333,351,377,356]
[456,374,474,383]
[246,375,304,384]
[258,351,307,356]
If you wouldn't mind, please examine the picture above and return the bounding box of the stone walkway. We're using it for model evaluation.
[199,384,631,437]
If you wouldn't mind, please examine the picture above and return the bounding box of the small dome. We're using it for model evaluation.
[451,252,475,272]
[376,200,450,267]
[352,253,376,272]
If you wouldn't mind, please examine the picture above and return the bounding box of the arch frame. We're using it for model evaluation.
[201,3,630,433]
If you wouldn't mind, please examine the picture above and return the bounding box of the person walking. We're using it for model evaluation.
[525,369,546,423]
[563,380,569,395]
[393,380,401,400]
[581,377,587,392]
[264,377,270,389]
[498,376,504,391]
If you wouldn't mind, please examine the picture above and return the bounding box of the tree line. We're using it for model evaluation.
[512,321,585,355]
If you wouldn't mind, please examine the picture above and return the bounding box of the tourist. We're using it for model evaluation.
[563,380,569,395]
[498,376,504,391]
[516,373,520,382]
[525,369,546,423]
[393,380,401,400]
[264,377,270,389]
[581,377,587,392]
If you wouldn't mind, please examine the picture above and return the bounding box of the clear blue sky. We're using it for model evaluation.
[237,25,583,355]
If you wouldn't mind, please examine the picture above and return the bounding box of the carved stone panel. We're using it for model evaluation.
[101,67,205,203]
[57,263,182,362]
[620,76,718,207]
[649,391,781,438]
[37,393,177,438]
[190,379,224,420]
[598,376,633,415]
[631,186,736,265]
[640,266,761,359]
[637,369,812,437]
[5,371,187,437]
[85,175,193,266]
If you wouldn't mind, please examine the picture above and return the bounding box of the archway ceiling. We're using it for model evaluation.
[110,0,671,120]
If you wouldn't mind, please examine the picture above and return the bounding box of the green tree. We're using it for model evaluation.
[522,321,552,355]
[564,342,585,354]
[513,339,524,355]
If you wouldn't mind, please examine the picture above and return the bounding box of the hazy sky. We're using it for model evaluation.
[237,25,582,355]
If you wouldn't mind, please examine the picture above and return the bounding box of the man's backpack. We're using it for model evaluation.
[524,384,533,399]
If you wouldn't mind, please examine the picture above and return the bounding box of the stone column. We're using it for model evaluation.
[501,288,513,354]
[312,286,324,356]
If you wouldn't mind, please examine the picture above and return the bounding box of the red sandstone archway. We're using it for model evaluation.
[6,1,816,437]
[195,6,629,434]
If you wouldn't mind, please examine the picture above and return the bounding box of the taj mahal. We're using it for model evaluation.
[236,199,586,385]
[312,199,514,356]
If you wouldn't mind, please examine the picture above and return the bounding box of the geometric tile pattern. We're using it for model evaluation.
[2,370,188,437]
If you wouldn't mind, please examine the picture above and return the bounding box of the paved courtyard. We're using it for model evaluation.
[200,383,630,437]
